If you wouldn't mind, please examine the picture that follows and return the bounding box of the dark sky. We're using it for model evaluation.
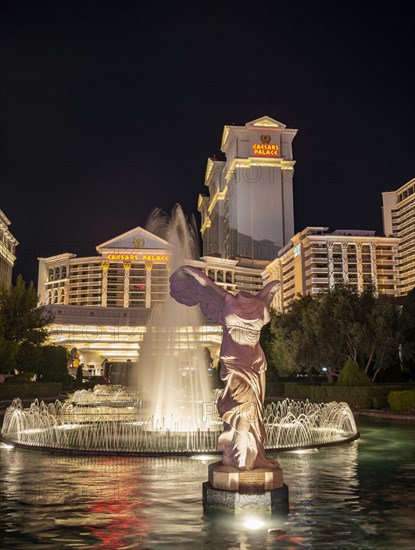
[1,0,414,284]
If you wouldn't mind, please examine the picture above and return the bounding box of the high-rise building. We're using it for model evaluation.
[263,227,399,311]
[382,178,415,296]
[0,209,18,287]
[198,116,297,261]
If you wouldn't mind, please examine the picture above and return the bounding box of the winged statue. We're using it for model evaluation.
[170,265,280,471]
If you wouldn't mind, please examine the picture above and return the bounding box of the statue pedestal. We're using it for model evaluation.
[203,461,289,515]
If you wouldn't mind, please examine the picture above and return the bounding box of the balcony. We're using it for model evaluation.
[304,257,328,267]
[305,267,328,277]
[304,247,328,258]
[306,277,329,285]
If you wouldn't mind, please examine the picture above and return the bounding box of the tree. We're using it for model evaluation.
[0,276,55,376]
[268,295,324,379]
[268,285,401,382]
[14,342,43,375]
[338,358,372,386]
[37,346,68,383]
[0,307,19,373]
[364,294,400,381]
[399,288,415,374]
[0,334,18,374]
[317,286,400,381]
[0,275,54,346]
[318,286,363,367]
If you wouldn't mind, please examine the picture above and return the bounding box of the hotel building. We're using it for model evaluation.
[38,116,411,369]
[198,116,297,261]
[0,209,18,288]
[263,227,399,312]
[38,227,265,371]
[382,178,415,296]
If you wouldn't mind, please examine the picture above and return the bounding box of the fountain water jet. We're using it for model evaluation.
[1,397,358,454]
[138,205,213,431]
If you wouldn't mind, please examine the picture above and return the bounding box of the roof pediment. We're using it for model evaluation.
[246,116,286,129]
[96,226,168,253]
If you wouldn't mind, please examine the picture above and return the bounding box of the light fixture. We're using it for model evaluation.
[244,517,264,530]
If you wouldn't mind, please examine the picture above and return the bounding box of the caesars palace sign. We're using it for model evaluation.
[252,134,279,157]
[252,143,279,157]
[106,253,169,262]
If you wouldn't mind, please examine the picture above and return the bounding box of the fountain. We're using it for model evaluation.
[138,205,213,432]
[1,397,357,454]
[0,206,359,465]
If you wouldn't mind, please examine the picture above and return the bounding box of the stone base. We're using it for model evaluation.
[203,462,288,515]
[203,481,289,516]
[208,461,284,493]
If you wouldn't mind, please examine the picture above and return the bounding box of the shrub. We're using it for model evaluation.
[5,372,36,383]
[311,385,373,408]
[62,373,75,390]
[284,381,414,409]
[265,381,285,397]
[371,395,389,410]
[338,359,372,386]
[285,382,373,408]
[37,346,68,383]
[15,344,68,383]
[0,382,62,400]
[388,390,415,412]
[283,382,311,400]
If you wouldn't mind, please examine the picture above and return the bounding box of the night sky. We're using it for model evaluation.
[1,1,414,285]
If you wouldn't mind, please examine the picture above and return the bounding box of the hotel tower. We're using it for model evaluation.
[198,116,297,261]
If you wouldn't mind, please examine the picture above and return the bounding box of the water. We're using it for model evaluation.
[138,205,212,431]
[1,398,357,454]
[1,417,414,549]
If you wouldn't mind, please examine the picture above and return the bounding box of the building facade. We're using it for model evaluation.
[382,178,415,296]
[0,209,18,288]
[264,227,399,312]
[38,227,171,309]
[38,226,265,371]
[198,116,297,261]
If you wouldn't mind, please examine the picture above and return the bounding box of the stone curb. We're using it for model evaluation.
[352,409,415,420]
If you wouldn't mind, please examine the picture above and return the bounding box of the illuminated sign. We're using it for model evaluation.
[142,255,169,262]
[106,253,169,262]
[107,254,139,261]
[252,143,279,157]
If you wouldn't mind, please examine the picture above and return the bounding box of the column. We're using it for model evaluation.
[370,243,378,295]
[341,243,349,284]
[270,266,280,310]
[327,242,335,289]
[356,243,363,293]
[123,262,131,308]
[145,261,153,308]
[101,261,109,307]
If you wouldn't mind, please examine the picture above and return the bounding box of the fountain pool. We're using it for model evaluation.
[1,394,358,454]
[0,417,414,549]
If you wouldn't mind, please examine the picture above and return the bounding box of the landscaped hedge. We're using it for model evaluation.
[388,390,415,412]
[265,381,285,397]
[284,383,316,401]
[0,382,62,400]
[284,382,410,409]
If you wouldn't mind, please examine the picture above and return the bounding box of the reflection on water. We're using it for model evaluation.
[1,418,414,549]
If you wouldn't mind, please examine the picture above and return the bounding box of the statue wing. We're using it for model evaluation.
[169,265,227,323]
[257,280,281,308]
